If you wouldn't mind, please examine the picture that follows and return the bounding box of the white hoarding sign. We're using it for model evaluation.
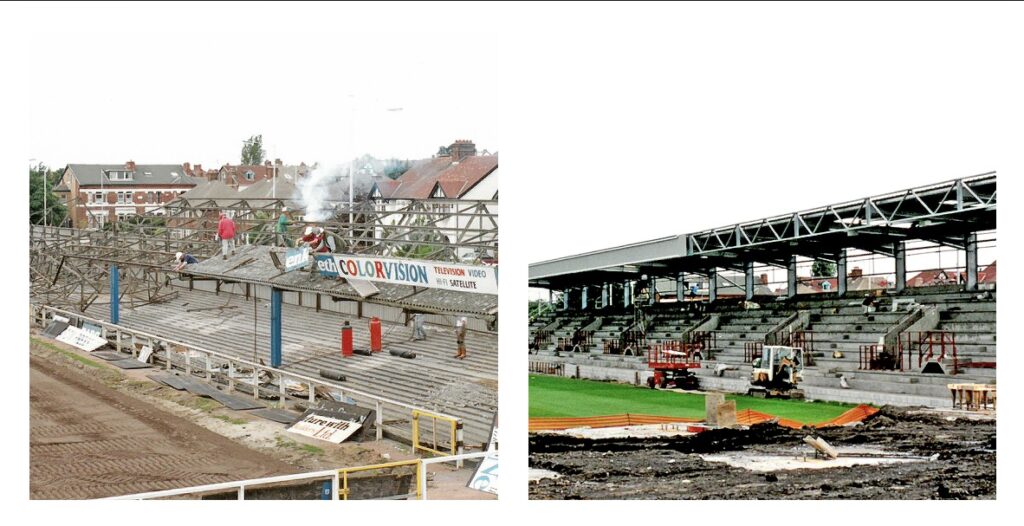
[314,254,498,295]
[55,326,109,352]
[469,425,498,494]
[287,414,363,444]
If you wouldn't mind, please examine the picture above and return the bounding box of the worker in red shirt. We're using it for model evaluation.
[312,227,331,253]
[297,226,317,248]
[217,213,236,260]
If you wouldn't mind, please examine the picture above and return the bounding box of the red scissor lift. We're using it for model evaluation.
[646,341,703,390]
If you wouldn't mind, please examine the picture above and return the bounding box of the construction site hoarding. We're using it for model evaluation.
[314,254,498,295]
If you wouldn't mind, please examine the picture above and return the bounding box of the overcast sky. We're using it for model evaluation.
[29,18,496,168]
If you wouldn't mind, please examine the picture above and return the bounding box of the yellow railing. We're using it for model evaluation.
[412,409,462,457]
[337,459,422,500]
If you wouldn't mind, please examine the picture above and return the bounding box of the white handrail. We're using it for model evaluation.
[103,451,493,500]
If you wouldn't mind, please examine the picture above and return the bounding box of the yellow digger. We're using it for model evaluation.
[749,345,805,399]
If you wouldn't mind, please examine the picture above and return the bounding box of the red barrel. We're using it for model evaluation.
[369,317,382,352]
[341,321,353,357]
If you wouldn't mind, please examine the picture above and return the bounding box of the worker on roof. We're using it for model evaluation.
[276,207,291,247]
[173,251,198,272]
[312,227,331,253]
[454,317,468,360]
[216,212,236,260]
[297,225,317,248]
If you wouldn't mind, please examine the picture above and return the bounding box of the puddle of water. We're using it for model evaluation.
[529,468,562,482]
[541,423,697,440]
[700,446,929,472]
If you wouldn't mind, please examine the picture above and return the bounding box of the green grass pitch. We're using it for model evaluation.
[529,375,858,425]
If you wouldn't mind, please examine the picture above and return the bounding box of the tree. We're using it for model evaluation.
[241,134,266,165]
[811,260,836,277]
[29,163,67,226]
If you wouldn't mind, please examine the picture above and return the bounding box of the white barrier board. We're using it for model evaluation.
[55,326,109,352]
[287,414,362,444]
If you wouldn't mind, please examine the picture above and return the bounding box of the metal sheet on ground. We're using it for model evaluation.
[249,408,301,424]
[177,377,223,398]
[147,373,190,390]
[208,391,266,410]
[93,351,131,361]
[108,359,152,370]
[41,321,69,339]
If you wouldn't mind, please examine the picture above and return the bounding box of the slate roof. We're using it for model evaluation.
[67,164,202,187]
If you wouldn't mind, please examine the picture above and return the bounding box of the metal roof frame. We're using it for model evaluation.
[530,172,996,288]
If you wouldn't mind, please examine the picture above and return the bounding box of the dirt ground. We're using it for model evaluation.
[30,353,298,499]
[529,407,995,500]
[29,332,493,500]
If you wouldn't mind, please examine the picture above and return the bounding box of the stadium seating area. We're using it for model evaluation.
[529,285,996,408]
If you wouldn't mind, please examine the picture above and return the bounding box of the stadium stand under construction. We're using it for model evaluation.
[528,173,996,409]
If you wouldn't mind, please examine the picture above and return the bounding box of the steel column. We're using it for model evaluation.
[110,265,119,324]
[581,286,588,310]
[676,272,685,303]
[744,261,754,301]
[649,276,656,305]
[894,241,906,293]
[708,268,718,303]
[965,233,978,291]
[270,287,282,368]
[624,280,632,307]
[562,289,569,311]
[787,256,797,298]
[837,249,848,296]
[601,283,609,309]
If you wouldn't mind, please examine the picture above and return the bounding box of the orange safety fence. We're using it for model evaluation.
[529,404,879,432]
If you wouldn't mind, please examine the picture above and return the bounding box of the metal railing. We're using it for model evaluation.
[104,452,490,500]
[34,304,463,452]
[411,410,462,458]
[858,330,958,372]
[744,341,763,363]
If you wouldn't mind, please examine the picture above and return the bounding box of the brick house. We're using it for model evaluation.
[56,161,203,229]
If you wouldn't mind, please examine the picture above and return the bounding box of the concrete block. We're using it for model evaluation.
[705,392,725,425]
[717,400,737,428]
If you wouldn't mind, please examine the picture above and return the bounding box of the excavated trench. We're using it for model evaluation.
[529,407,995,500]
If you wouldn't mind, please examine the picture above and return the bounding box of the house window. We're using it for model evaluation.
[95,192,103,203]
[156,191,162,202]
[117,192,125,204]
[245,170,255,181]
[147,191,155,203]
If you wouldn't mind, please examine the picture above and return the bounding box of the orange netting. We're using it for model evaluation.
[529,404,879,432]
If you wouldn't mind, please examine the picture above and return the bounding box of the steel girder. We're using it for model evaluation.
[529,173,996,288]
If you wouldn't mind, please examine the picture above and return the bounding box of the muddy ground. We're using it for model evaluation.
[530,407,995,499]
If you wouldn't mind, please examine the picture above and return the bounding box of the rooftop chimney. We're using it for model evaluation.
[449,139,476,161]
[125,160,136,171]
[183,162,191,173]
[275,158,283,166]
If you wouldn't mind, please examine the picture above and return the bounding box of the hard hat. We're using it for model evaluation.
[175,252,183,261]
[304,226,313,235]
